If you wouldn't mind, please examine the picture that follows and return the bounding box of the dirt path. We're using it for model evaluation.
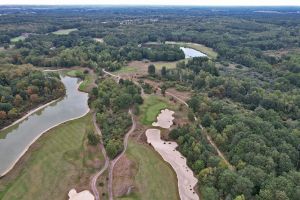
[199,124,234,171]
[103,69,120,83]
[90,113,110,200]
[108,110,136,200]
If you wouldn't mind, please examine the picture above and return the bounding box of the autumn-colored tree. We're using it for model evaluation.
[14,94,23,106]
[0,111,7,120]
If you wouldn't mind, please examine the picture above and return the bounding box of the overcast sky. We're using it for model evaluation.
[0,0,300,6]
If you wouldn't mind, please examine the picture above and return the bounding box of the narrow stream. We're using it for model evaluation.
[0,75,89,176]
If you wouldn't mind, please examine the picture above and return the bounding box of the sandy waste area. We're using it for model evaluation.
[68,189,94,200]
[146,109,199,200]
[152,109,175,129]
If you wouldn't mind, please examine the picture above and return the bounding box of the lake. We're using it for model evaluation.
[180,47,207,58]
[0,76,89,176]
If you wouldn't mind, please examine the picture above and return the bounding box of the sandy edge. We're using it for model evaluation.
[0,81,89,177]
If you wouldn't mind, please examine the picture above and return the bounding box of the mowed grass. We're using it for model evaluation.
[139,95,171,125]
[119,140,179,200]
[52,28,78,35]
[0,114,96,200]
[10,36,26,43]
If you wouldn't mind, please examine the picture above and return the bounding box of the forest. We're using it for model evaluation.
[91,78,142,158]
[0,64,64,129]
[0,6,299,200]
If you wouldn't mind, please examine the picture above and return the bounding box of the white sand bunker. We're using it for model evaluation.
[152,109,175,129]
[146,129,199,200]
[68,189,95,200]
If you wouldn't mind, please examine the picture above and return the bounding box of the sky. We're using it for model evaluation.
[0,0,300,6]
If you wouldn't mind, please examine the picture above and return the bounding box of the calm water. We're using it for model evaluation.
[0,76,89,176]
[180,47,207,58]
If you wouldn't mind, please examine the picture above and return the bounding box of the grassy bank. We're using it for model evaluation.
[66,69,95,93]
[166,41,218,59]
[119,140,179,200]
[0,114,103,200]
[139,95,171,125]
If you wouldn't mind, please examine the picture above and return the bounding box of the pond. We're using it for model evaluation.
[180,47,207,58]
[0,75,89,176]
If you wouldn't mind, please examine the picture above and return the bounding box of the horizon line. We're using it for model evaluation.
[0,4,300,7]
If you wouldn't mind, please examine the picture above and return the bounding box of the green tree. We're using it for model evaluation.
[161,66,167,77]
[202,113,213,127]
[148,64,156,75]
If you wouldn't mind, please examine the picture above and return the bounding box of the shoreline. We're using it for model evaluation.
[0,80,89,177]
[0,109,90,177]
[0,98,61,132]
[1,68,65,132]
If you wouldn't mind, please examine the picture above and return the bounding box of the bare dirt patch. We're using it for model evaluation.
[112,155,137,197]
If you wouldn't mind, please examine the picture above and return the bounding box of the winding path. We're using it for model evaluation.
[90,113,109,200]
[108,110,136,200]
[102,68,234,198]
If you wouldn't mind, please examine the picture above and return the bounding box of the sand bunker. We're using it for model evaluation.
[68,189,95,200]
[146,129,199,200]
[152,109,175,129]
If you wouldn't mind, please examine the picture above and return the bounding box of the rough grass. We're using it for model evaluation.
[139,95,171,125]
[79,74,93,92]
[66,69,83,77]
[114,66,138,74]
[0,114,102,200]
[52,28,78,35]
[119,140,179,200]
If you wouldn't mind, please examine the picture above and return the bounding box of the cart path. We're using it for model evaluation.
[90,113,109,200]
[108,110,135,200]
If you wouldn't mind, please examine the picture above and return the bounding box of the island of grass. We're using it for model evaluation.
[10,35,26,43]
[0,114,104,200]
[118,140,179,200]
[139,95,174,125]
[52,28,78,35]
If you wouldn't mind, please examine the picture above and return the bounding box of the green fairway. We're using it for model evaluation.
[119,140,179,200]
[52,28,78,35]
[0,114,103,200]
[139,95,171,125]
[10,36,26,43]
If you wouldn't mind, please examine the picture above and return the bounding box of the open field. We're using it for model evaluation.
[10,36,26,42]
[114,66,138,74]
[118,140,179,200]
[52,28,78,35]
[0,114,103,200]
[139,95,172,125]
[114,60,182,79]
[166,41,218,59]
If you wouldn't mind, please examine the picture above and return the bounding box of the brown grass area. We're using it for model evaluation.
[113,155,137,197]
